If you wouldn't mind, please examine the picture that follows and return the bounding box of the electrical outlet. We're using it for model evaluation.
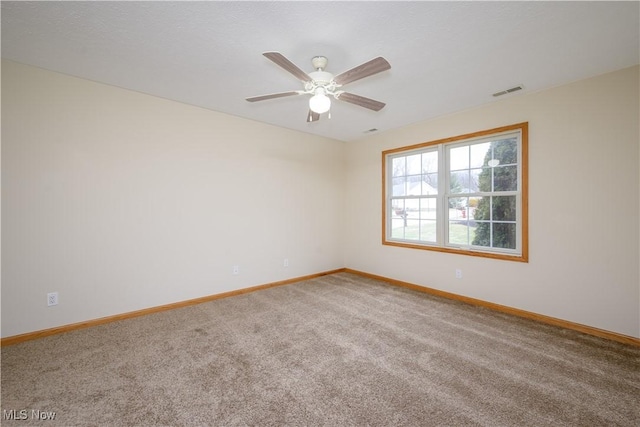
[47,292,58,306]
[284,258,289,268]
[455,269,463,279]
[232,265,239,275]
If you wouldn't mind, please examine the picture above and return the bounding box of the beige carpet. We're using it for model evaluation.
[2,272,639,426]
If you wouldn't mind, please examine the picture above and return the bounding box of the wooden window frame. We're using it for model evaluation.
[382,122,528,262]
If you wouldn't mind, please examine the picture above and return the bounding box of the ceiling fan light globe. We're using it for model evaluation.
[309,93,331,114]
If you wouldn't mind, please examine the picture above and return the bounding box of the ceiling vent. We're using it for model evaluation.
[492,85,524,97]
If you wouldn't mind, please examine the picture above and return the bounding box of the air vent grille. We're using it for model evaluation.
[493,85,524,97]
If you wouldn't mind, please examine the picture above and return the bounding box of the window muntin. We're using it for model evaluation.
[383,123,528,262]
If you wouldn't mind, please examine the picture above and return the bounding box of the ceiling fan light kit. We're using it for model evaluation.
[247,52,391,122]
[309,88,331,114]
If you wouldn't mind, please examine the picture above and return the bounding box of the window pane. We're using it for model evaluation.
[392,157,406,177]
[420,198,437,219]
[477,167,492,192]
[473,196,490,220]
[450,171,468,193]
[406,176,422,195]
[450,146,469,170]
[469,197,481,222]
[494,165,517,191]
[492,196,516,221]
[449,205,463,219]
[494,138,518,164]
[422,173,438,195]
[407,154,422,175]
[392,177,406,196]
[449,221,469,245]
[472,221,491,247]
[493,223,516,249]
[405,219,420,240]
[391,219,405,239]
[391,200,407,239]
[470,142,491,168]
[449,220,474,245]
[420,220,437,242]
[469,168,482,192]
[391,200,405,219]
[448,196,466,212]
[422,151,438,173]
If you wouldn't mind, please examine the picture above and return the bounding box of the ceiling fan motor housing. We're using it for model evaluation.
[312,56,328,70]
[309,70,334,85]
[306,59,337,97]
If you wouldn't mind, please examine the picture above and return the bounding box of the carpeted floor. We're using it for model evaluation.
[2,272,639,426]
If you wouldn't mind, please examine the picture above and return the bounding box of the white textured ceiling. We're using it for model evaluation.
[2,1,639,142]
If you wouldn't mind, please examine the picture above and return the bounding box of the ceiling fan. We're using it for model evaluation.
[246,52,391,122]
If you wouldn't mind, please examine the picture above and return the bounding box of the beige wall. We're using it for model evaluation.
[3,61,639,340]
[1,60,345,337]
[344,65,640,338]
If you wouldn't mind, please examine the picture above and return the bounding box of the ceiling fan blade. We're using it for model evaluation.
[337,92,386,111]
[263,52,312,83]
[333,57,391,86]
[307,110,320,123]
[246,91,300,102]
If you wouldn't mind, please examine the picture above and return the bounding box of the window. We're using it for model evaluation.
[382,123,528,262]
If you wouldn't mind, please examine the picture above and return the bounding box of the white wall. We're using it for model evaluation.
[344,66,640,338]
[3,61,639,340]
[1,60,345,338]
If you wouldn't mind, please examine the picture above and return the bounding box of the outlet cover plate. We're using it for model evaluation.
[47,292,59,306]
